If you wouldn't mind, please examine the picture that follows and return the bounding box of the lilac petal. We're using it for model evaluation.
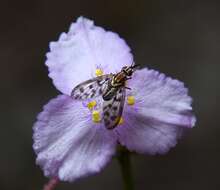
[116,68,196,155]
[46,17,133,95]
[127,68,196,127]
[33,95,117,182]
[116,111,185,155]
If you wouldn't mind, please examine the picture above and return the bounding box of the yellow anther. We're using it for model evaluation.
[127,96,135,105]
[95,69,103,76]
[118,117,124,125]
[92,110,101,123]
[87,100,97,110]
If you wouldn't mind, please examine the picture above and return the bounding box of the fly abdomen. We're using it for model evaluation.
[102,87,118,101]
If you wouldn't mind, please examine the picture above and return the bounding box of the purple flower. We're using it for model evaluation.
[33,17,196,182]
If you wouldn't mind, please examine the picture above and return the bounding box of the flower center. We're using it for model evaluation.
[89,69,134,126]
[118,117,124,125]
[127,96,135,105]
[95,69,103,76]
[87,100,97,110]
[92,110,101,122]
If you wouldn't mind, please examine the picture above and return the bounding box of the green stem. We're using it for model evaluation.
[117,149,134,190]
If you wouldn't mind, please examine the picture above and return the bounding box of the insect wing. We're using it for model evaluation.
[103,87,125,129]
[71,75,111,100]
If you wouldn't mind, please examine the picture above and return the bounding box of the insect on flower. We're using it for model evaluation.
[33,17,196,183]
[71,63,138,129]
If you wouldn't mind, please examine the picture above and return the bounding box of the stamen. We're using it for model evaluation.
[92,110,101,123]
[87,100,97,110]
[118,117,124,125]
[127,96,135,105]
[95,69,103,76]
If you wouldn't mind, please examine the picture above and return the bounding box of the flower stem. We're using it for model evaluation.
[117,148,134,190]
[43,177,59,190]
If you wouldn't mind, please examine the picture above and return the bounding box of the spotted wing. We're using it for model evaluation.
[71,74,112,100]
[103,87,125,129]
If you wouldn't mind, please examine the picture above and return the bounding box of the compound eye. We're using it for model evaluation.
[128,71,132,76]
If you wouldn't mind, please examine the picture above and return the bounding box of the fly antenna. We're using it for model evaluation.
[131,62,140,69]
[131,62,135,67]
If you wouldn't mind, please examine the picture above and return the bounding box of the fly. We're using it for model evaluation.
[71,63,138,129]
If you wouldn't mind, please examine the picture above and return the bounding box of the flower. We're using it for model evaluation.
[33,17,196,182]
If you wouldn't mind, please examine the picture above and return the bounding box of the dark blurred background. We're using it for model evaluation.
[1,0,219,189]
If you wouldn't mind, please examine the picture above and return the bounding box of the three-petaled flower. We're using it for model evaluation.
[33,17,196,182]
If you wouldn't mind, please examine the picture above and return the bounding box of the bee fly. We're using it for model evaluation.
[71,63,138,129]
